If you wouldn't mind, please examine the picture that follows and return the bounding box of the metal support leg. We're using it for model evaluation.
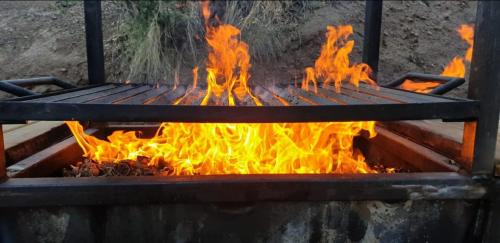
[362,0,383,80]
[467,1,500,176]
[0,125,6,180]
[482,181,500,242]
[84,0,105,84]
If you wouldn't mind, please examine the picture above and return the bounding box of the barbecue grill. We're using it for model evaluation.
[0,1,499,242]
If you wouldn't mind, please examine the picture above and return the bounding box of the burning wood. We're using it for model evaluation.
[62,156,399,177]
[63,158,174,177]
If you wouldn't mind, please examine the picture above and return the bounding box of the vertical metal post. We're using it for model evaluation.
[482,182,500,242]
[468,1,500,176]
[362,0,383,81]
[84,0,105,84]
[0,125,6,180]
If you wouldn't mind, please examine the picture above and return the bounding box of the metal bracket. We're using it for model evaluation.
[0,77,76,97]
[384,72,465,95]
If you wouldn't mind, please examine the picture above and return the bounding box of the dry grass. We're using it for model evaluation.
[113,1,313,84]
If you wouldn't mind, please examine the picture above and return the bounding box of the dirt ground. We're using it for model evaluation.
[0,1,476,98]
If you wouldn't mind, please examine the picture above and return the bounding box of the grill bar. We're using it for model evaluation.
[0,83,478,123]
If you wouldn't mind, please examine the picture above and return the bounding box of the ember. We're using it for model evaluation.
[65,2,382,175]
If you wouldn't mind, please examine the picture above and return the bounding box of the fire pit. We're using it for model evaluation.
[0,1,499,242]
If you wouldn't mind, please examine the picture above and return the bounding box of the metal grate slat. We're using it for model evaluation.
[118,86,170,105]
[87,85,153,104]
[25,84,117,103]
[57,84,137,103]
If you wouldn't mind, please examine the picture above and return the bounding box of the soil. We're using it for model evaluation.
[0,1,476,98]
[0,1,121,96]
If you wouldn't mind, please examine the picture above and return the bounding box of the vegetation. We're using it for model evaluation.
[113,1,315,84]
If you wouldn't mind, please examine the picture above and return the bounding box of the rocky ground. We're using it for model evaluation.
[0,1,476,98]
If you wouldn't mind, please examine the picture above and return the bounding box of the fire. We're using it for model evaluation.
[302,25,376,93]
[65,2,380,175]
[457,24,474,62]
[441,56,466,78]
[200,1,261,106]
[399,80,440,94]
[400,24,473,93]
[66,121,376,175]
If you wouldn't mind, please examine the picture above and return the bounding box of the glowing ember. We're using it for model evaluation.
[400,24,473,93]
[301,25,376,93]
[65,2,380,175]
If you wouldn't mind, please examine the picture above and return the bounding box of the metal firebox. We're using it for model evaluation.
[0,1,499,242]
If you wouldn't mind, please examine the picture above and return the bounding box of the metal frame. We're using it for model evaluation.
[362,1,500,177]
[0,1,496,176]
[466,1,500,176]
[0,125,5,180]
[83,0,105,84]
[0,2,498,238]
[384,72,465,95]
[362,0,383,80]
[0,76,76,97]
[0,99,479,123]
[0,173,485,206]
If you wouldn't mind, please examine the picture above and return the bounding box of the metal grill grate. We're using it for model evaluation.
[0,83,478,123]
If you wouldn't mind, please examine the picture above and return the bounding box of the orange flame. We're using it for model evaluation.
[457,24,474,62]
[399,80,440,94]
[441,56,466,78]
[64,3,379,175]
[400,24,473,93]
[302,25,376,93]
[200,2,261,106]
[66,121,377,175]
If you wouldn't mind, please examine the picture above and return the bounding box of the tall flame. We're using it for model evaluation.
[200,1,261,106]
[400,24,473,93]
[64,2,379,175]
[302,25,376,93]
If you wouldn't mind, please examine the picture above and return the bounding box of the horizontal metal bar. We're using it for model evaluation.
[387,72,463,86]
[0,77,77,97]
[6,84,107,101]
[0,173,486,207]
[0,82,37,96]
[6,76,76,89]
[0,101,479,123]
[384,72,465,95]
